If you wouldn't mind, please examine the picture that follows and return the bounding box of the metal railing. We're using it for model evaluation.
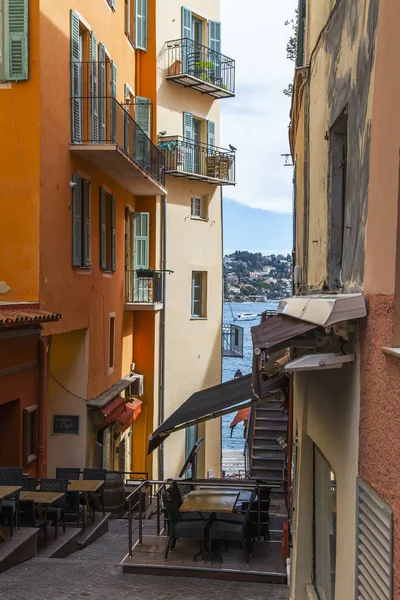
[166,38,235,96]
[125,270,163,304]
[126,478,280,557]
[158,136,235,184]
[70,61,165,187]
[222,324,244,358]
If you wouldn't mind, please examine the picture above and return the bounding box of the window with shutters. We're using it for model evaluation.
[191,271,207,318]
[356,478,393,600]
[23,405,38,465]
[99,188,116,272]
[0,0,28,82]
[125,0,134,45]
[313,445,337,600]
[105,0,116,11]
[71,174,91,268]
[135,0,148,51]
[108,313,115,373]
[191,195,208,220]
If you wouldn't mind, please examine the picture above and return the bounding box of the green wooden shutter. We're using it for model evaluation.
[90,32,98,142]
[183,112,194,172]
[70,10,81,143]
[125,0,131,37]
[111,195,116,272]
[72,174,82,266]
[181,7,192,72]
[296,0,306,68]
[98,43,106,142]
[135,97,151,167]
[207,120,216,154]
[5,0,28,81]
[134,212,149,301]
[82,179,91,267]
[125,207,131,302]
[124,84,130,153]
[99,189,106,270]
[135,0,148,51]
[208,20,221,82]
[110,61,117,143]
[110,0,116,9]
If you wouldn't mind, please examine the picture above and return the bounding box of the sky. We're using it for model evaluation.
[220,0,298,255]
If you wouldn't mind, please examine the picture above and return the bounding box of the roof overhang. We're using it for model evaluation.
[252,315,317,355]
[284,353,355,372]
[148,374,287,454]
[87,373,143,409]
[276,294,367,327]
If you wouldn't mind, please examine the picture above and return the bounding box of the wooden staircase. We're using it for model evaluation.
[249,402,287,485]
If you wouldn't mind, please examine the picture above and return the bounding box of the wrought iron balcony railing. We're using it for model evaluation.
[125,270,163,306]
[70,61,165,191]
[165,38,235,98]
[158,136,235,185]
[222,324,244,358]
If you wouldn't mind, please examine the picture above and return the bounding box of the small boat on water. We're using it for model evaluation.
[235,312,259,322]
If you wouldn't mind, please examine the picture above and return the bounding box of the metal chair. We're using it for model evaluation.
[162,488,206,561]
[39,478,68,540]
[21,478,38,491]
[0,467,23,537]
[208,488,257,565]
[169,481,200,522]
[83,468,107,517]
[19,479,47,548]
[56,469,85,529]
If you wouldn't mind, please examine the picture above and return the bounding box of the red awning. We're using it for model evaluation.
[126,398,142,421]
[100,395,125,415]
[230,408,250,431]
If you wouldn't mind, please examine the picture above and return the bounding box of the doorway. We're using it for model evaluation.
[193,118,202,174]
[192,18,203,46]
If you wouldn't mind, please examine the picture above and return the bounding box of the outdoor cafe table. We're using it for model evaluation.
[0,486,22,541]
[19,491,65,521]
[67,480,104,522]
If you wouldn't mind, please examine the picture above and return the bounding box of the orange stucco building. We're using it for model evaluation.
[0,0,165,478]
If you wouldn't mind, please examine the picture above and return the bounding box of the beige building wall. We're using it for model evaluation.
[290,346,361,600]
[156,0,223,479]
[47,329,89,476]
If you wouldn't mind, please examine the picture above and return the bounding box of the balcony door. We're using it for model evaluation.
[133,212,150,302]
[193,118,201,174]
[192,17,202,45]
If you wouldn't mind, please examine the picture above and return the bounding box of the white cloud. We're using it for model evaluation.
[220,0,298,213]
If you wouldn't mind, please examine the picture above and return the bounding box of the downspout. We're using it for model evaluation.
[158,194,167,481]
[37,336,50,478]
[220,186,224,475]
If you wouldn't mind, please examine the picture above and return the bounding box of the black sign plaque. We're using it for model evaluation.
[53,415,80,435]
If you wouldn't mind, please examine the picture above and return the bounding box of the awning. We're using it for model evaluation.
[230,408,250,434]
[284,353,355,372]
[101,398,142,430]
[252,315,317,354]
[277,293,367,327]
[100,395,125,415]
[126,399,142,420]
[148,374,286,454]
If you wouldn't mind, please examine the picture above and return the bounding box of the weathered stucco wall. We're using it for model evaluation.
[304,0,378,291]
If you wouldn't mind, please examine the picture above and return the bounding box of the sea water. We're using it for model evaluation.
[221,301,279,461]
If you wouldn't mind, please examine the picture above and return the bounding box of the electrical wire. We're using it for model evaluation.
[50,372,88,401]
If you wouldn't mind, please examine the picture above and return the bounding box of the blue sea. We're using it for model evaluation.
[222,301,279,451]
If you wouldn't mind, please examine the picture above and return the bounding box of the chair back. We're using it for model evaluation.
[83,468,107,481]
[243,488,257,528]
[0,467,23,486]
[169,481,183,508]
[39,478,68,507]
[56,468,80,481]
[162,488,181,525]
[21,478,38,491]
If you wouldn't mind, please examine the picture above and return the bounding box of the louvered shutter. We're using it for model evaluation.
[98,43,106,142]
[110,61,117,143]
[181,7,192,73]
[5,0,28,81]
[110,0,116,9]
[90,32,98,142]
[125,207,131,302]
[72,174,82,267]
[208,20,221,83]
[135,97,151,167]
[356,478,393,600]
[135,0,148,51]
[124,84,130,153]
[207,120,216,155]
[183,112,194,173]
[99,189,106,270]
[134,213,149,301]
[125,0,131,38]
[70,10,81,143]
[111,195,116,272]
[82,179,91,267]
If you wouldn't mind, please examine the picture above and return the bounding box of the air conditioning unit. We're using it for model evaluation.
[129,374,144,397]
[293,265,303,286]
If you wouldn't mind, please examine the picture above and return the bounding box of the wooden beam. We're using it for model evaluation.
[0,361,39,378]
[0,327,42,340]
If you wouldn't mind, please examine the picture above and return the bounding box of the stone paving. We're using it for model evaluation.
[0,520,288,600]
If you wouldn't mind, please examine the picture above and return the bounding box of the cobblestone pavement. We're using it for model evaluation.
[0,520,288,600]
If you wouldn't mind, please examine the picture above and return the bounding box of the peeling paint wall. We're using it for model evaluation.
[298,0,378,292]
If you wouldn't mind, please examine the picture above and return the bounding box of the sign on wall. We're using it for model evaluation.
[53,415,80,435]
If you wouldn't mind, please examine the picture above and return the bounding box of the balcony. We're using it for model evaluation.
[165,39,235,98]
[222,324,244,358]
[124,270,163,311]
[70,62,166,196]
[158,136,235,185]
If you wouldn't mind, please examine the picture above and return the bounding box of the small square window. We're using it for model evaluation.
[191,196,208,220]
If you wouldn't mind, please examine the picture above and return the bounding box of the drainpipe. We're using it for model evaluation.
[158,194,167,481]
[220,186,224,475]
[37,336,50,478]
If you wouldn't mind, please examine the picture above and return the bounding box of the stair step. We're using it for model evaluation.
[252,458,285,469]
[250,468,284,479]
[252,451,285,460]
[255,416,288,424]
[256,411,286,419]
[256,405,285,413]
[255,424,287,431]
[253,438,285,447]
